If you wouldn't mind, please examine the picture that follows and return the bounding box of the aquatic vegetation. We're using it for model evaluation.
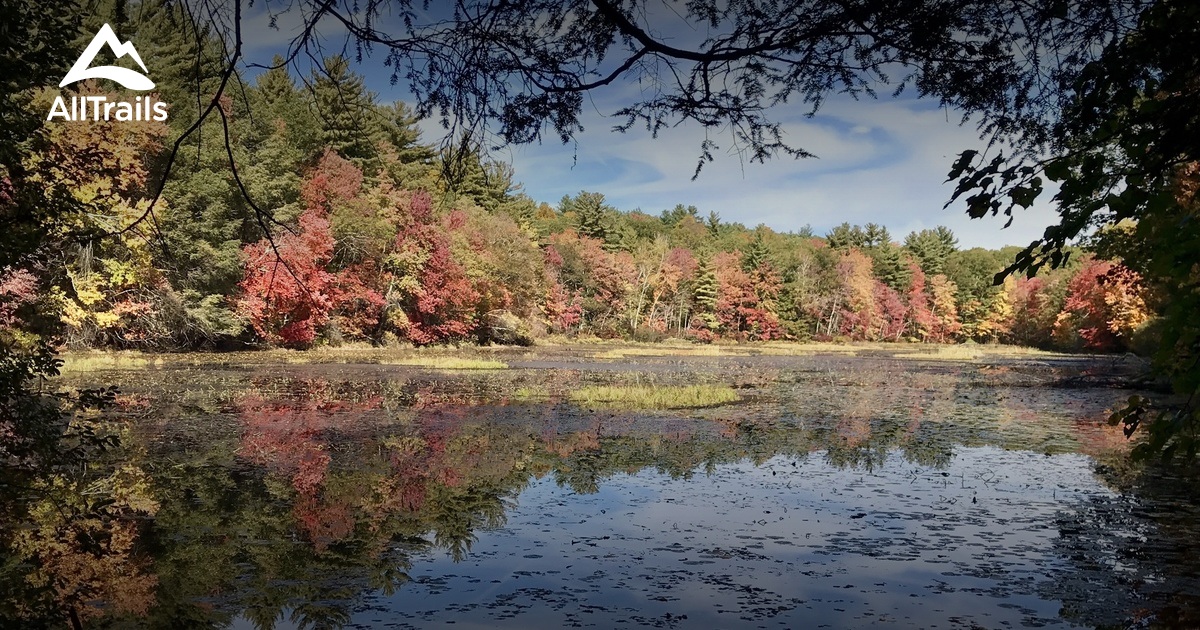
[380,356,508,370]
[59,352,158,372]
[569,384,740,409]
[510,386,551,400]
[592,345,746,359]
[890,344,1062,361]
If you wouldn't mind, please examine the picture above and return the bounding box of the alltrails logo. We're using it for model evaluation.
[47,23,168,122]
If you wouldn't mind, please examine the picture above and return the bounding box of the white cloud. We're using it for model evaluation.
[239,10,1062,251]
[503,93,1058,249]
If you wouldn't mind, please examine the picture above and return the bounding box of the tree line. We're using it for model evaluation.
[0,3,1155,354]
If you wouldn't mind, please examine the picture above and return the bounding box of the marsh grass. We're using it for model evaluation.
[593,345,746,359]
[569,384,740,409]
[380,356,508,370]
[56,340,1073,376]
[891,344,1061,361]
[511,386,551,400]
[756,342,862,356]
[60,352,159,372]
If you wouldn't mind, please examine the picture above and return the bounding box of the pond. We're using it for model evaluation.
[5,346,1200,628]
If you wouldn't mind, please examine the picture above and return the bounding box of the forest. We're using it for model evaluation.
[5,1,1200,627]
[0,11,1156,356]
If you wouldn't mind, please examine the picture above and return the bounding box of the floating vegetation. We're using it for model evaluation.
[891,344,1061,361]
[569,384,740,409]
[592,345,745,359]
[511,386,551,400]
[381,356,508,370]
[59,352,158,372]
[755,341,862,356]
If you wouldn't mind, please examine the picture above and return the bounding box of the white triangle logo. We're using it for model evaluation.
[60,24,155,91]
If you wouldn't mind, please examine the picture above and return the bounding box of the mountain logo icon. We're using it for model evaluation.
[60,23,155,91]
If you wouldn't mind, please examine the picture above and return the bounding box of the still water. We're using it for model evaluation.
[5,348,1200,628]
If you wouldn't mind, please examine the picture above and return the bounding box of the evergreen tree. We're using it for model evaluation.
[444,154,519,215]
[123,0,228,129]
[862,223,892,248]
[903,227,959,275]
[826,223,866,250]
[562,191,612,243]
[311,56,381,169]
[380,102,433,164]
[827,223,908,291]
[868,245,913,293]
[254,56,323,161]
[661,204,698,226]
[692,257,719,327]
[705,211,722,239]
[944,248,1011,304]
[496,193,539,228]
[743,232,771,272]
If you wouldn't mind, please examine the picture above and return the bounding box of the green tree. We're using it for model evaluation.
[868,244,912,293]
[705,211,721,239]
[903,227,958,275]
[311,56,382,170]
[944,248,1008,305]
[254,56,323,162]
[561,191,613,243]
[661,204,698,227]
[742,231,771,272]
[825,223,866,250]
[691,256,719,323]
[380,102,434,164]
[443,152,520,215]
[862,223,891,248]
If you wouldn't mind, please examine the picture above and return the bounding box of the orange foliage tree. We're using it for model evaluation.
[1054,257,1149,351]
[237,152,386,347]
[835,249,879,340]
[713,251,782,340]
[386,193,481,343]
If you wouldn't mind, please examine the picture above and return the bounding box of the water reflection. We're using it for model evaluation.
[1,354,1196,628]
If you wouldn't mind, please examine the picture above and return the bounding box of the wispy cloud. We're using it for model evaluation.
[237,8,1060,250]
[505,92,1058,248]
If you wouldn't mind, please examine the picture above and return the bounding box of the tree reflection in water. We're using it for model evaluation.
[0,356,1196,628]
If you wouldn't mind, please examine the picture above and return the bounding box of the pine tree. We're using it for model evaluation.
[869,244,912,293]
[826,223,866,250]
[443,151,519,214]
[121,0,228,129]
[312,56,381,169]
[692,256,719,326]
[661,204,698,226]
[903,227,959,276]
[254,56,323,161]
[563,191,611,243]
[380,101,434,164]
[743,232,770,272]
[706,211,722,238]
[862,223,892,248]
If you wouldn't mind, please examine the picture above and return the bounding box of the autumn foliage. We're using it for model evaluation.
[387,195,481,343]
[6,74,1151,354]
[1053,258,1150,351]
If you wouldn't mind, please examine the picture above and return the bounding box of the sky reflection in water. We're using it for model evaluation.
[353,448,1116,629]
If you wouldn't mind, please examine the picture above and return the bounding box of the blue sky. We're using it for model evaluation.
[239,3,1060,250]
